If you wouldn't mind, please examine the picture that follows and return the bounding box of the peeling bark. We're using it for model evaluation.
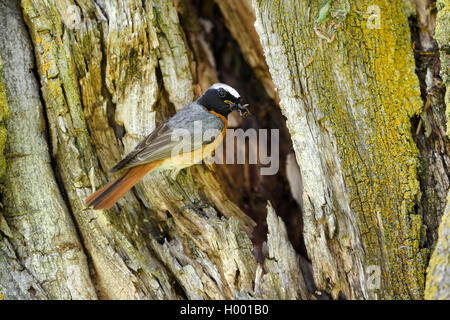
[255,202,309,300]
[410,0,449,249]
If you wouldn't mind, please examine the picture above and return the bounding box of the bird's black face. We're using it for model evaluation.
[197,83,249,118]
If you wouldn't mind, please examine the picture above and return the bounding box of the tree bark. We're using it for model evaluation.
[253,0,434,300]
[0,0,310,300]
[0,0,447,300]
[424,0,449,300]
[0,0,95,299]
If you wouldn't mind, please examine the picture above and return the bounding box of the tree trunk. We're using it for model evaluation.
[0,0,448,300]
[424,0,450,300]
[252,0,448,299]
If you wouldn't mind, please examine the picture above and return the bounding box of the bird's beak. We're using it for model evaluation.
[234,103,249,118]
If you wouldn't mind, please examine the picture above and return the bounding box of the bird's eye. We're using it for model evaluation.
[218,88,226,98]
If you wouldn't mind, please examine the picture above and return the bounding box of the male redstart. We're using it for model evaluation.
[86,83,249,209]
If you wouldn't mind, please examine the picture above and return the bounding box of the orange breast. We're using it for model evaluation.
[160,110,227,169]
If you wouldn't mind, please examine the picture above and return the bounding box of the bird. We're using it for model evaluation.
[86,83,249,210]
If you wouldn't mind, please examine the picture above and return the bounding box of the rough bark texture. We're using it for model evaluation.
[0,0,448,300]
[0,0,310,300]
[425,192,450,299]
[424,0,450,300]
[0,0,96,299]
[253,0,428,299]
[410,0,449,252]
[213,0,277,102]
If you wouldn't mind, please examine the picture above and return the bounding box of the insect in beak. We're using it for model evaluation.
[235,103,249,118]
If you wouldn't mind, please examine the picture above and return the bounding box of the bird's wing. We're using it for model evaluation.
[110,104,224,172]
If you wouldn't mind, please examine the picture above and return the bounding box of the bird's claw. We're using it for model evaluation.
[179,199,210,217]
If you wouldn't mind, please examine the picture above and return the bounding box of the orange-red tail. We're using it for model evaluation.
[85,161,162,210]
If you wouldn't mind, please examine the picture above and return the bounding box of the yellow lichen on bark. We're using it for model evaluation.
[329,1,426,299]
[425,192,450,299]
[254,0,426,299]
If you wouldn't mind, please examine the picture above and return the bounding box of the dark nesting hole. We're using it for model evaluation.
[179,0,308,263]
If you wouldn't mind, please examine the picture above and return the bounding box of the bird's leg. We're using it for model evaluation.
[170,176,210,216]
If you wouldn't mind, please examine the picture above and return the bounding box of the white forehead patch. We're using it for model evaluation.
[211,83,240,99]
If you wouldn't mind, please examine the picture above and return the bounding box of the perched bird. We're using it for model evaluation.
[86,83,249,210]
